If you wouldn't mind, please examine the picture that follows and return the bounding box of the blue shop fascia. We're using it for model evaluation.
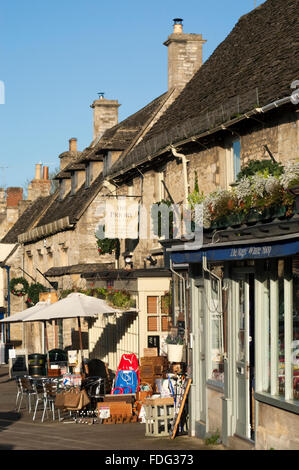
[161,213,299,449]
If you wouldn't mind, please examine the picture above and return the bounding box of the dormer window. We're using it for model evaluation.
[103,152,112,177]
[85,162,93,188]
[59,179,65,200]
[71,171,77,195]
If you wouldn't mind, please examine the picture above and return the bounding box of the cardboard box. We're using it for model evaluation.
[98,401,132,417]
[144,348,158,357]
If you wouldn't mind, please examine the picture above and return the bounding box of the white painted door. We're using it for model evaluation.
[234,273,251,439]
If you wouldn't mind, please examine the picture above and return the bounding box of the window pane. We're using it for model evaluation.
[148,316,158,331]
[292,256,299,401]
[238,279,246,362]
[210,275,224,383]
[233,140,241,180]
[278,260,285,396]
[147,296,158,314]
[161,316,171,331]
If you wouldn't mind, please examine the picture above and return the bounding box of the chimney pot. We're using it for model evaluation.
[69,138,77,152]
[173,18,183,33]
[43,166,49,180]
[35,163,42,180]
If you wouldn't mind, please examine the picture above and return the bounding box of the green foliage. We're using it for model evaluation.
[26,283,48,306]
[188,172,205,209]
[204,431,221,446]
[236,159,284,181]
[165,334,183,345]
[10,277,29,297]
[59,287,136,309]
[97,237,120,255]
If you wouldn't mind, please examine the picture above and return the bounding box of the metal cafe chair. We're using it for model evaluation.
[17,376,39,413]
[32,378,48,421]
[14,377,23,410]
[79,376,106,421]
[41,379,61,422]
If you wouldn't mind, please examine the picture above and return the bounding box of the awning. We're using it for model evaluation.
[170,239,299,264]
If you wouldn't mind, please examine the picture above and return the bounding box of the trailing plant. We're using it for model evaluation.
[26,282,48,307]
[236,159,284,181]
[188,172,205,209]
[161,291,172,315]
[10,277,29,297]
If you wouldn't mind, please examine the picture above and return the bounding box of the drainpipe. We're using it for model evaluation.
[170,145,189,205]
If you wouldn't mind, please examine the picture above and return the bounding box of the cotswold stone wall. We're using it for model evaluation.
[256,402,299,450]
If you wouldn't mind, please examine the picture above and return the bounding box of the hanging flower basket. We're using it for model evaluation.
[10,277,29,297]
[97,238,120,255]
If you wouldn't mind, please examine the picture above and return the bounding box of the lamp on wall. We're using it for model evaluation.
[124,254,133,269]
[146,255,157,266]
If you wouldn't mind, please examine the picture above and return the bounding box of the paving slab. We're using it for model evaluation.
[0,366,225,451]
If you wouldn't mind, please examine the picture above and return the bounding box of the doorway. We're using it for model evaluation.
[232,270,255,441]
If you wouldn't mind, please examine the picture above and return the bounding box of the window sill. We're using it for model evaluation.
[206,379,224,392]
[254,392,299,415]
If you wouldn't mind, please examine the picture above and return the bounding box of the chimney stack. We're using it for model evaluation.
[90,93,120,141]
[27,163,51,201]
[164,19,206,91]
[6,187,23,208]
[69,138,77,152]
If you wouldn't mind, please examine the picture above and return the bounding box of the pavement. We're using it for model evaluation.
[0,365,226,452]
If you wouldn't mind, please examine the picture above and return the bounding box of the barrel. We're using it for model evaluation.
[28,353,46,377]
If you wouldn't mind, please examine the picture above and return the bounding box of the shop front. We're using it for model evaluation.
[168,221,299,449]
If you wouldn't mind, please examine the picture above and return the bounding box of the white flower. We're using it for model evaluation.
[279,160,299,189]
[235,177,252,201]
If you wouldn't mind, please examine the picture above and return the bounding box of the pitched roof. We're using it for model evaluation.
[109,0,299,176]
[1,194,56,244]
[80,92,169,162]
[35,172,104,227]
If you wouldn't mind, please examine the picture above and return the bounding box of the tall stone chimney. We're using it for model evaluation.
[164,18,206,90]
[27,163,51,201]
[90,93,120,141]
[59,138,82,171]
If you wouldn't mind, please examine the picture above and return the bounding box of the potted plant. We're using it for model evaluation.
[165,334,184,362]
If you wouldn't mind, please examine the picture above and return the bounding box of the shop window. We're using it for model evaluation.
[260,257,299,403]
[209,278,224,383]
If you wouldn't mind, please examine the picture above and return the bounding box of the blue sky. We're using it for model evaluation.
[0,0,264,190]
